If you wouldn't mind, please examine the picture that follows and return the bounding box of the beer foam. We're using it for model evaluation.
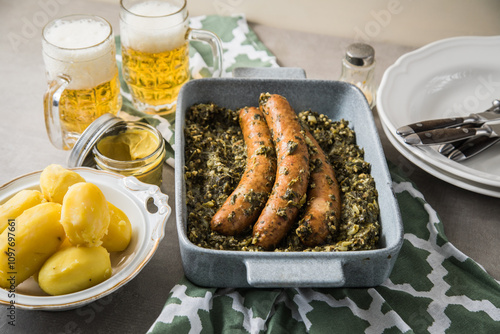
[43,18,117,90]
[44,19,111,50]
[130,0,181,16]
[120,1,187,53]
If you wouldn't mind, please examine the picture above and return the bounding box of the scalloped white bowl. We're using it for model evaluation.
[0,167,171,310]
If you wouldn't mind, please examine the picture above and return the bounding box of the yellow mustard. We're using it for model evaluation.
[93,123,165,187]
[96,129,159,161]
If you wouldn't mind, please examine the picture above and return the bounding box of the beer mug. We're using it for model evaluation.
[42,15,122,150]
[120,0,223,115]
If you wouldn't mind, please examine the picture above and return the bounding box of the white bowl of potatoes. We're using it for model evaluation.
[0,165,171,310]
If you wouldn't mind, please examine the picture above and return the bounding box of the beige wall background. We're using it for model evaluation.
[186,0,500,47]
[97,0,500,47]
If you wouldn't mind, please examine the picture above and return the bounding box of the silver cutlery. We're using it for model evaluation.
[403,121,500,145]
[396,99,500,161]
[396,99,500,136]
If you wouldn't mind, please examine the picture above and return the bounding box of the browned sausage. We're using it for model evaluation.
[252,94,310,249]
[210,107,277,235]
[296,130,341,246]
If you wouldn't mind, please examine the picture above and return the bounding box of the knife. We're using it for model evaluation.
[447,136,500,162]
[404,121,500,145]
[437,124,477,155]
[396,99,500,136]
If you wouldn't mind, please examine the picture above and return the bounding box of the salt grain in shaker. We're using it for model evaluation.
[339,43,376,108]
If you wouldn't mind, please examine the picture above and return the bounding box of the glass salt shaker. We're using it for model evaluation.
[339,43,376,108]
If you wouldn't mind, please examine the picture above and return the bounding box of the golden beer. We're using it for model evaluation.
[54,73,121,137]
[121,41,189,109]
[42,15,121,150]
[120,0,222,115]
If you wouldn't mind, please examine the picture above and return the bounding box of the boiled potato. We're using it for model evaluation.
[40,164,85,204]
[38,245,112,295]
[0,202,64,288]
[0,189,45,233]
[101,202,132,252]
[61,182,110,247]
[58,237,73,250]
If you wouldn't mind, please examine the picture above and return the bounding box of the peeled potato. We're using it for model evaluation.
[38,245,112,295]
[0,189,45,234]
[58,237,73,250]
[0,202,65,288]
[101,202,132,252]
[61,182,110,247]
[40,164,85,204]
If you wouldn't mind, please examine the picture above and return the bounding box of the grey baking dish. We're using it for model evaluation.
[174,78,404,288]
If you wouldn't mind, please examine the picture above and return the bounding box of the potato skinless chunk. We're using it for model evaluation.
[0,189,45,234]
[38,245,112,295]
[0,202,65,288]
[40,164,86,204]
[101,202,132,252]
[61,182,110,247]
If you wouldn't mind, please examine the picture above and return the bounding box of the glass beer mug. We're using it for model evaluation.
[42,15,122,150]
[120,0,223,115]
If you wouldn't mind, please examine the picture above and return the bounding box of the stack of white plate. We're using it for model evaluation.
[377,35,500,198]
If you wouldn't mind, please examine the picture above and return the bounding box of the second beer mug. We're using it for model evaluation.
[120,0,223,115]
[42,15,122,150]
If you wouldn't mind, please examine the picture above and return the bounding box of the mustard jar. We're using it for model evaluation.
[68,114,166,187]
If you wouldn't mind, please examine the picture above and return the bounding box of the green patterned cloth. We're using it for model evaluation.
[148,163,500,333]
[116,14,278,167]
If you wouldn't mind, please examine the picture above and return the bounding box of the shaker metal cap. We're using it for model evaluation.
[345,43,375,66]
[67,113,125,168]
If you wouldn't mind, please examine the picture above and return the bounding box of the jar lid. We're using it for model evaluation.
[345,43,375,66]
[67,113,125,168]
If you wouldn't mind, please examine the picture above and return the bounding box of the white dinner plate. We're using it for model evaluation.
[377,35,500,193]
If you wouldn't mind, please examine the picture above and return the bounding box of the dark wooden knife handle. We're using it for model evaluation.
[397,117,465,136]
[405,127,477,145]
[437,123,479,155]
[449,136,500,161]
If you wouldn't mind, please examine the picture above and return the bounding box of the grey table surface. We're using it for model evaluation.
[0,1,498,333]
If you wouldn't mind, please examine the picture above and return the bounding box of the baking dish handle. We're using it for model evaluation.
[245,258,345,287]
[232,67,306,79]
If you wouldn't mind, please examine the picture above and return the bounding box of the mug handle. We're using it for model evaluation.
[43,75,70,150]
[188,29,223,77]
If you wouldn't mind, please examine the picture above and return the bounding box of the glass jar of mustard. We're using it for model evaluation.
[67,114,166,187]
